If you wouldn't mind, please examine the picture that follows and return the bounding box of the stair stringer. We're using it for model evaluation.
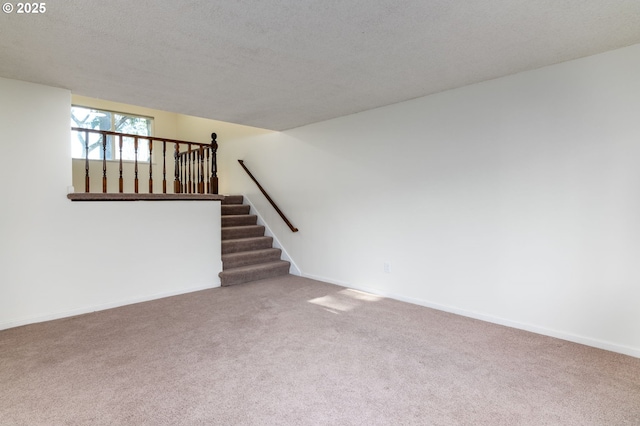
[242,194,301,276]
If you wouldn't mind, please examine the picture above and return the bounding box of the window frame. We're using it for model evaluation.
[71,105,155,162]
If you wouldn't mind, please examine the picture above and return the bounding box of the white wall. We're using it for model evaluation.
[175,113,272,144]
[219,44,640,357]
[0,78,221,329]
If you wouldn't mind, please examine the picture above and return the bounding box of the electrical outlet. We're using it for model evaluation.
[383,262,391,274]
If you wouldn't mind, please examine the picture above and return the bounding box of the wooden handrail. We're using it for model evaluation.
[238,160,298,233]
[71,127,211,148]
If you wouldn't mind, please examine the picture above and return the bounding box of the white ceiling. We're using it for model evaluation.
[1,1,640,130]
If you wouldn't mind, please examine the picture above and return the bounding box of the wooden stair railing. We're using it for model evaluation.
[238,159,298,232]
[174,134,219,195]
[71,128,218,194]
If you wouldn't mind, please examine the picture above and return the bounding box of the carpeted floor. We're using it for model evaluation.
[1,275,639,425]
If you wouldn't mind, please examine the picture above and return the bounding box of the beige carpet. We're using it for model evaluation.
[1,275,639,425]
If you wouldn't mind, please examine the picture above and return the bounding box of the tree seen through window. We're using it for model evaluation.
[71,106,153,161]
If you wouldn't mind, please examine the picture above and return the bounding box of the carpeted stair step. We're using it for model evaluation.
[219,260,290,286]
[222,195,244,205]
[222,225,265,240]
[222,204,250,215]
[222,214,258,227]
[218,195,290,286]
[222,248,283,269]
[222,236,273,254]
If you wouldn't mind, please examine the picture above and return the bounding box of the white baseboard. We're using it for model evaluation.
[0,283,220,331]
[301,272,640,359]
[242,194,301,276]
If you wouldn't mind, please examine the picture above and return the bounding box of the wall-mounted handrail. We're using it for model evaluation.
[238,160,298,233]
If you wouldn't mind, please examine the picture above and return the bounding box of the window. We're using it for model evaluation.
[71,106,154,161]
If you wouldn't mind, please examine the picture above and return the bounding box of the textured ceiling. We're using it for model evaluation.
[1,0,640,130]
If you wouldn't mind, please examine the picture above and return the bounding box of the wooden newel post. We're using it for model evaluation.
[210,133,218,194]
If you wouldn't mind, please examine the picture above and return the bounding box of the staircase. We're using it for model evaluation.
[219,195,290,286]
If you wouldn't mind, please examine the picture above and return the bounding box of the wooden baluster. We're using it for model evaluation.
[205,147,210,194]
[192,147,196,193]
[148,139,153,193]
[195,149,199,194]
[118,135,123,193]
[197,148,203,193]
[193,150,197,193]
[134,137,139,194]
[84,130,90,192]
[102,133,107,193]
[181,151,185,193]
[178,150,182,193]
[185,149,193,194]
[162,141,167,194]
[187,144,192,194]
[210,133,218,194]
[182,150,187,193]
[174,144,181,193]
